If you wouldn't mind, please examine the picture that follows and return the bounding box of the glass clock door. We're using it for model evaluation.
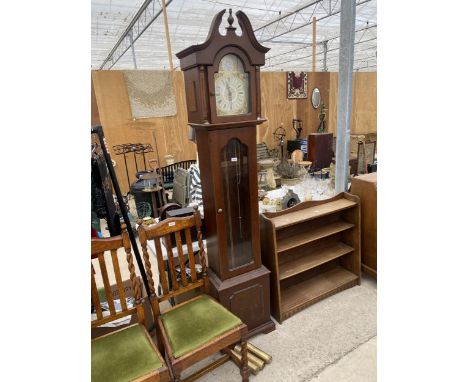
[220,138,253,270]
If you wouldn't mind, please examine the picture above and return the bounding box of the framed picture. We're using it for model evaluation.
[287,71,308,99]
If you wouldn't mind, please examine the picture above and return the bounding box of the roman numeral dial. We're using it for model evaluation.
[214,54,250,116]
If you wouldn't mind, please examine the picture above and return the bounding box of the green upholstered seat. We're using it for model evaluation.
[161,295,242,358]
[92,324,163,382]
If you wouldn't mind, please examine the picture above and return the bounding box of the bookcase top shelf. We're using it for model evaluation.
[267,197,357,230]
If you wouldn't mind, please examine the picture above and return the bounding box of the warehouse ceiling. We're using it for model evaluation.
[91,0,377,72]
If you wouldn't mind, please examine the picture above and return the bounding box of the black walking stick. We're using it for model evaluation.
[91,125,151,297]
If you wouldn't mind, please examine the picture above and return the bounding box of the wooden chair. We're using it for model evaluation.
[172,167,191,207]
[91,226,170,382]
[138,212,249,382]
[357,140,376,175]
[160,160,197,190]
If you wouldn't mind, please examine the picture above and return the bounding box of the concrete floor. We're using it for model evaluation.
[189,275,377,382]
[93,224,377,382]
[311,336,376,382]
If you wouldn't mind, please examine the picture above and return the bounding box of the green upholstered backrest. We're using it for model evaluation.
[92,324,162,382]
[161,295,242,358]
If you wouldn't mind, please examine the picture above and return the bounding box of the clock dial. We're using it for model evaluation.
[214,54,250,116]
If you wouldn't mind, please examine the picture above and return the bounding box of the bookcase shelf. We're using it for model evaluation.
[260,192,361,323]
[281,265,359,319]
[279,242,354,281]
[270,198,356,229]
[277,221,354,253]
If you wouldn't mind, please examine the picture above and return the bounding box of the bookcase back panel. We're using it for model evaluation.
[280,260,339,289]
[278,235,341,265]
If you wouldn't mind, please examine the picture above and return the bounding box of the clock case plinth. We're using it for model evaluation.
[176,10,275,337]
[208,265,276,338]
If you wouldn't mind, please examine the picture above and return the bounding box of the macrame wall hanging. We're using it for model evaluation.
[124,70,177,118]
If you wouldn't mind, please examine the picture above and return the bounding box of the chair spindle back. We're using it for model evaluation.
[138,211,208,318]
[91,226,144,328]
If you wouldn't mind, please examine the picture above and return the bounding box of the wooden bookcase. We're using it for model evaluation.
[260,192,361,323]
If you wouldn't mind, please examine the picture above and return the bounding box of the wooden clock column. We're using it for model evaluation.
[176,9,275,337]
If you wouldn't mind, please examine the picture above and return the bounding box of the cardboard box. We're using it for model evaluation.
[91,276,154,339]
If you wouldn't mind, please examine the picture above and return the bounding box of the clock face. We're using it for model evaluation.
[214,54,250,116]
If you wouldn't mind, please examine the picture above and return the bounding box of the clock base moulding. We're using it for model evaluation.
[208,265,276,339]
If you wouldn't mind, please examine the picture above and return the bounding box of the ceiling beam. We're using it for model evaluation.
[267,23,376,61]
[255,0,371,43]
[265,37,376,69]
[254,0,322,32]
[99,0,173,70]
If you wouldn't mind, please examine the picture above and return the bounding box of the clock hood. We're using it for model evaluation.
[176,9,270,70]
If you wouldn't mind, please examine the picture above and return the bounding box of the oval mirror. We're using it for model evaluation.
[311,87,321,109]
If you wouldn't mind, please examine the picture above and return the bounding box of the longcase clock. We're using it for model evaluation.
[176,9,275,337]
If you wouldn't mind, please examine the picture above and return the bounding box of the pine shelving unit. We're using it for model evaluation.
[260,192,361,323]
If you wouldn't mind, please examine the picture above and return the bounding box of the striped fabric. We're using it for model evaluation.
[173,167,190,207]
[189,163,203,204]
[257,143,270,161]
[257,142,280,161]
